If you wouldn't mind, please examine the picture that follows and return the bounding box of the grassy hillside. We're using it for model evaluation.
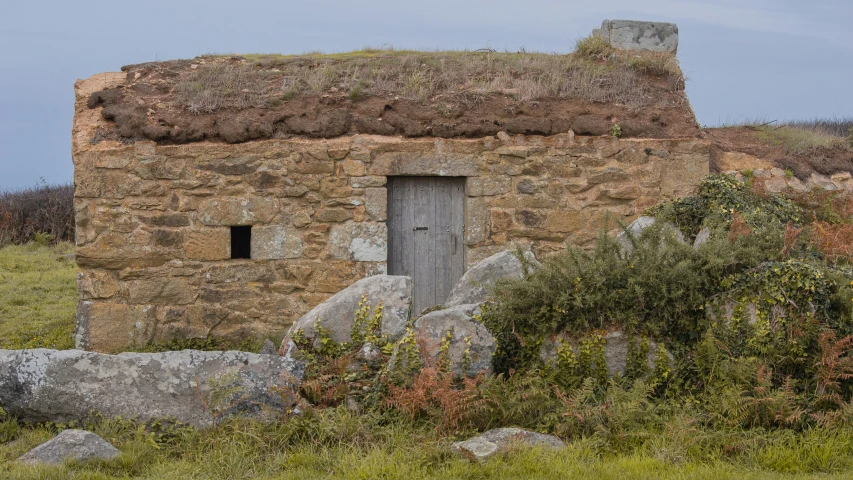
[0,241,76,350]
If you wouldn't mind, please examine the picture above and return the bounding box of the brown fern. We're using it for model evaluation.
[814,331,853,400]
[300,354,355,407]
[383,367,486,432]
[782,223,804,259]
[728,212,751,242]
[810,221,853,264]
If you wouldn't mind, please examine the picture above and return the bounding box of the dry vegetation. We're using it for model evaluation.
[0,182,74,245]
[757,124,851,155]
[174,46,682,114]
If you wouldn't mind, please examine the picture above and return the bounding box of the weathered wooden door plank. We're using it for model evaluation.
[386,176,466,314]
[413,177,436,313]
[450,179,466,286]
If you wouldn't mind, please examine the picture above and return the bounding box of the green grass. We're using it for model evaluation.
[0,242,76,349]
[4,411,853,479]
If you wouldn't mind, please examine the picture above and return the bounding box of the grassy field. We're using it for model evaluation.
[0,241,76,350]
[4,411,853,479]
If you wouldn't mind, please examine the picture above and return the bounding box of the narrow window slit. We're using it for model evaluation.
[231,226,252,259]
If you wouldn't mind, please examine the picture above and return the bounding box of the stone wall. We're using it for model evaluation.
[73,131,708,352]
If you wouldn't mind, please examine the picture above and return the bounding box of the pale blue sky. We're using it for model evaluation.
[1,0,851,189]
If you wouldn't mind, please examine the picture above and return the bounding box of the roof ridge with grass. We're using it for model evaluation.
[80,43,700,145]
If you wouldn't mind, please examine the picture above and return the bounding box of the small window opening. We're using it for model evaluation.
[231,226,252,259]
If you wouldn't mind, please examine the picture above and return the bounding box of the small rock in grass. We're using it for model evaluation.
[17,429,120,465]
[451,428,564,462]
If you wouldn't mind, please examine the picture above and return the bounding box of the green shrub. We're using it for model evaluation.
[650,174,802,238]
[484,175,853,391]
[483,222,784,374]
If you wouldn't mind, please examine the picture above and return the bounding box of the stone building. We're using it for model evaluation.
[72,24,710,352]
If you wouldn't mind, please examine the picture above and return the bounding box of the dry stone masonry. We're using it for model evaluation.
[73,133,707,351]
[71,27,709,352]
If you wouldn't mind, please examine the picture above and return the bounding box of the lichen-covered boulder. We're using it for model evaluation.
[445,250,539,307]
[540,330,667,378]
[616,216,685,252]
[452,428,564,462]
[282,275,412,351]
[17,429,120,465]
[413,304,495,377]
[0,349,304,428]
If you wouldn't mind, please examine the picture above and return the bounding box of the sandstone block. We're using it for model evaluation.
[76,246,170,270]
[134,157,185,180]
[197,156,260,175]
[152,229,184,248]
[185,228,231,261]
[204,263,277,284]
[490,210,513,232]
[128,278,198,305]
[138,213,191,227]
[340,158,366,176]
[94,153,132,169]
[289,153,335,174]
[716,151,772,172]
[77,271,120,299]
[364,188,387,221]
[199,197,278,226]
[291,211,312,228]
[251,225,303,260]
[544,210,585,233]
[587,167,631,184]
[75,301,157,352]
[465,197,489,245]
[329,221,387,261]
[350,176,387,188]
[316,207,353,223]
[371,152,479,177]
[660,154,708,197]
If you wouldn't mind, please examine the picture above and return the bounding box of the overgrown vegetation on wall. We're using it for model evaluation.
[0,182,74,245]
[480,174,853,430]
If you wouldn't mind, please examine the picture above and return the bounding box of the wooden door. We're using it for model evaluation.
[387,177,466,314]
